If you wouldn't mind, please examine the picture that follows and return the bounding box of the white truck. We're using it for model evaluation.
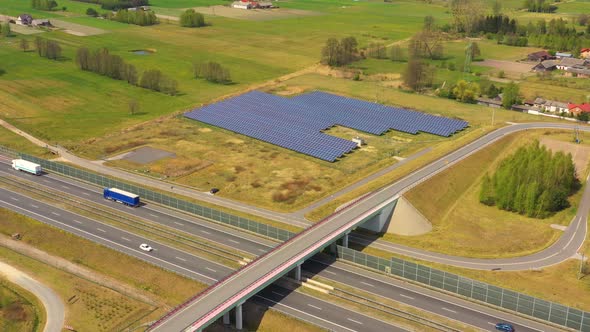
[12,159,42,175]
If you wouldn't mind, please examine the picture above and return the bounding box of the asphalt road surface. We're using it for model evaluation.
[0,187,557,332]
[0,188,407,332]
[0,261,65,332]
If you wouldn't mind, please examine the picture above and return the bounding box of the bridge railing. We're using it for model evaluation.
[147,190,375,331]
[337,245,590,332]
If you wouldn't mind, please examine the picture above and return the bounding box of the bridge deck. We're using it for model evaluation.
[148,123,580,332]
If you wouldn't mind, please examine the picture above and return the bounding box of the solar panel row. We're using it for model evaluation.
[185,91,469,162]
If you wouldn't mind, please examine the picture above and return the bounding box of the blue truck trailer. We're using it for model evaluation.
[103,188,140,207]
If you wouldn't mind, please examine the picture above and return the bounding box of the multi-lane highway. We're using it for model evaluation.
[148,123,590,331]
[0,165,558,332]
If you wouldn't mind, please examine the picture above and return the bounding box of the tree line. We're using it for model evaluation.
[0,23,10,37]
[180,9,205,27]
[31,0,59,10]
[467,14,589,54]
[523,0,556,13]
[480,141,578,218]
[320,37,358,67]
[75,47,178,95]
[193,62,231,84]
[35,37,62,60]
[74,0,148,10]
[109,9,158,26]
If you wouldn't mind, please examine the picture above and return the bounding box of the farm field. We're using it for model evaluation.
[0,0,447,144]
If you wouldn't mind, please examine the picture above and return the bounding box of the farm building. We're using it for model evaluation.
[581,48,590,59]
[16,14,32,25]
[569,104,590,116]
[527,50,553,62]
[231,0,274,9]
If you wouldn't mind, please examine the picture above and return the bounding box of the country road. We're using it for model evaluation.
[0,261,65,332]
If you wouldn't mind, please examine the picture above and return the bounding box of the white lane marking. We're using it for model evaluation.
[149,213,158,218]
[254,294,357,332]
[257,248,267,253]
[61,185,69,189]
[347,318,363,325]
[307,304,322,310]
[441,307,457,314]
[271,291,286,297]
[82,192,90,196]
[399,294,414,300]
[200,230,211,235]
[228,239,240,244]
[51,212,60,216]
[121,237,131,242]
[205,267,217,273]
[30,204,39,208]
[97,228,106,233]
[0,200,218,283]
[43,179,51,183]
[10,197,19,201]
[176,257,187,262]
[488,322,496,326]
[360,281,374,287]
[174,222,184,226]
[323,270,336,275]
[73,219,83,224]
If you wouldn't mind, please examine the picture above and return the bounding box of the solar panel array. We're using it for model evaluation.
[185,91,468,162]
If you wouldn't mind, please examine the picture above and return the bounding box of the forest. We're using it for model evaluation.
[480,141,579,218]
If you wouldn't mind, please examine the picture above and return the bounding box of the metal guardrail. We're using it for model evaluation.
[16,153,295,242]
[336,245,590,332]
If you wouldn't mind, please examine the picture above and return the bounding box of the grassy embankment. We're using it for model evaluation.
[399,129,585,258]
[0,208,324,331]
[0,278,44,332]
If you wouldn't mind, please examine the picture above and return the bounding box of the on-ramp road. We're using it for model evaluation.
[0,260,65,332]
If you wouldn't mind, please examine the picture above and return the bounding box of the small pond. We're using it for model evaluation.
[130,49,154,55]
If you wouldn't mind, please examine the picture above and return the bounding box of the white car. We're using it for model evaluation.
[139,243,153,252]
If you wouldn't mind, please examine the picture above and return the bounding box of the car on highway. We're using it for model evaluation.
[495,322,515,332]
[210,188,220,194]
[139,243,153,252]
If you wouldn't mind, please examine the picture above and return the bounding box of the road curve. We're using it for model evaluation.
[0,261,65,332]
[353,122,590,271]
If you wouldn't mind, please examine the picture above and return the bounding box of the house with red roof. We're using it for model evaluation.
[569,103,590,116]
[581,48,590,59]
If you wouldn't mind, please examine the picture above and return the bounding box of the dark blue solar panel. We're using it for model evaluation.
[185,91,468,162]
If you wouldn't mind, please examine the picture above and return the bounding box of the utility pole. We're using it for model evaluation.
[491,107,496,127]
[579,252,585,280]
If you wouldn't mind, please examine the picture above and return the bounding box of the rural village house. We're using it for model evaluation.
[556,57,588,70]
[231,0,274,9]
[582,48,590,59]
[569,104,590,116]
[532,60,558,72]
[527,51,554,62]
[16,14,32,25]
[533,98,569,113]
[555,52,573,59]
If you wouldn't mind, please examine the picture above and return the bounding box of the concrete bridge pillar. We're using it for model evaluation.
[236,303,243,330]
[330,243,337,255]
[293,263,302,281]
[342,231,350,248]
[223,312,230,325]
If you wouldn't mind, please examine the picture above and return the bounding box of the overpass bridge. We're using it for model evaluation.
[147,123,589,332]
